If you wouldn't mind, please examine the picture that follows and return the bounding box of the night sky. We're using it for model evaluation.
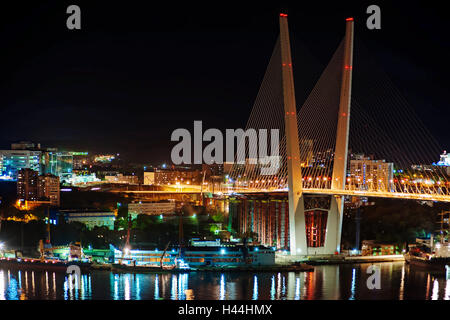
[0,1,448,164]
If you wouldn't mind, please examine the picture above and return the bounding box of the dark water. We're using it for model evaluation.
[0,262,449,300]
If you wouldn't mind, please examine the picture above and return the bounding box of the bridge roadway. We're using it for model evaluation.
[110,187,450,202]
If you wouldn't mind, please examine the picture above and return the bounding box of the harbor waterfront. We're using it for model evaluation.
[0,262,449,300]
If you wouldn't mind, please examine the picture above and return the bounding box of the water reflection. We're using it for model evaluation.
[1,262,450,300]
[349,268,356,300]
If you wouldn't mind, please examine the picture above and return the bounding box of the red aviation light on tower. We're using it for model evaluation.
[346,17,354,21]
[280,13,288,17]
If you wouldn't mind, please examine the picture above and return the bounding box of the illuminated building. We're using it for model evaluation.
[128,200,176,218]
[223,162,234,174]
[229,194,291,250]
[0,150,42,179]
[0,154,3,178]
[17,168,39,201]
[68,172,100,185]
[154,168,202,185]
[94,154,116,163]
[11,141,41,150]
[38,174,60,206]
[202,163,224,177]
[60,210,116,230]
[72,152,90,169]
[299,139,314,167]
[435,151,450,175]
[349,155,394,192]
[104,173,139,184]
[43,151,73,183]
[437,151,450,166]
[143,171,155,185]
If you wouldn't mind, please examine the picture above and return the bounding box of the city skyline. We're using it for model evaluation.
[0,1,448,164]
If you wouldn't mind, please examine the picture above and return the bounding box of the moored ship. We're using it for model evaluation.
[0,240,92,273]
[404,240,450,273]
[0,256,92,272]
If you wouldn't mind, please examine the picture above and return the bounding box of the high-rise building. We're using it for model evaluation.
[38,174,60,206]
[43,151,73,183]
[17,168,39,201]
[349,155,394,192]
[0,150,42,179]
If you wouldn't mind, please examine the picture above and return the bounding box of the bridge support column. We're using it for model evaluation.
[323,196,344,254]
[289,195,308,255]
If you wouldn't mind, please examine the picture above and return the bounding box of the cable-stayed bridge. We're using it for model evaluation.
[218,14,450,255]
[119,14,448,256]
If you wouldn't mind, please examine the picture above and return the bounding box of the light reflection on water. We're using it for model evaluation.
[0,262,449,300]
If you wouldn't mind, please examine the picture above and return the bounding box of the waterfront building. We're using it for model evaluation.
[60,210,116,230]
[38,174,60,206]
[361,240,402,256]
[128,200,176,218]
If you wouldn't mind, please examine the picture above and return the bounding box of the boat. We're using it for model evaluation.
[0,239,92,273]
[111,260,190,273]
[404,252,450,273]
[404,240,450,273]
[405,211,450,273]
[0,257,91,273]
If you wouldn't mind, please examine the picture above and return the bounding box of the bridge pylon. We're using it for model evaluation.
[280,15,354,256]
[279,13,307,255]
[328,18,354,254]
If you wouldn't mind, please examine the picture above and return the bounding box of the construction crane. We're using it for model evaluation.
[160,241,171,269]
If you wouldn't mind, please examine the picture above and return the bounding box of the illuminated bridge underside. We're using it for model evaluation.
[230,188,450,203]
